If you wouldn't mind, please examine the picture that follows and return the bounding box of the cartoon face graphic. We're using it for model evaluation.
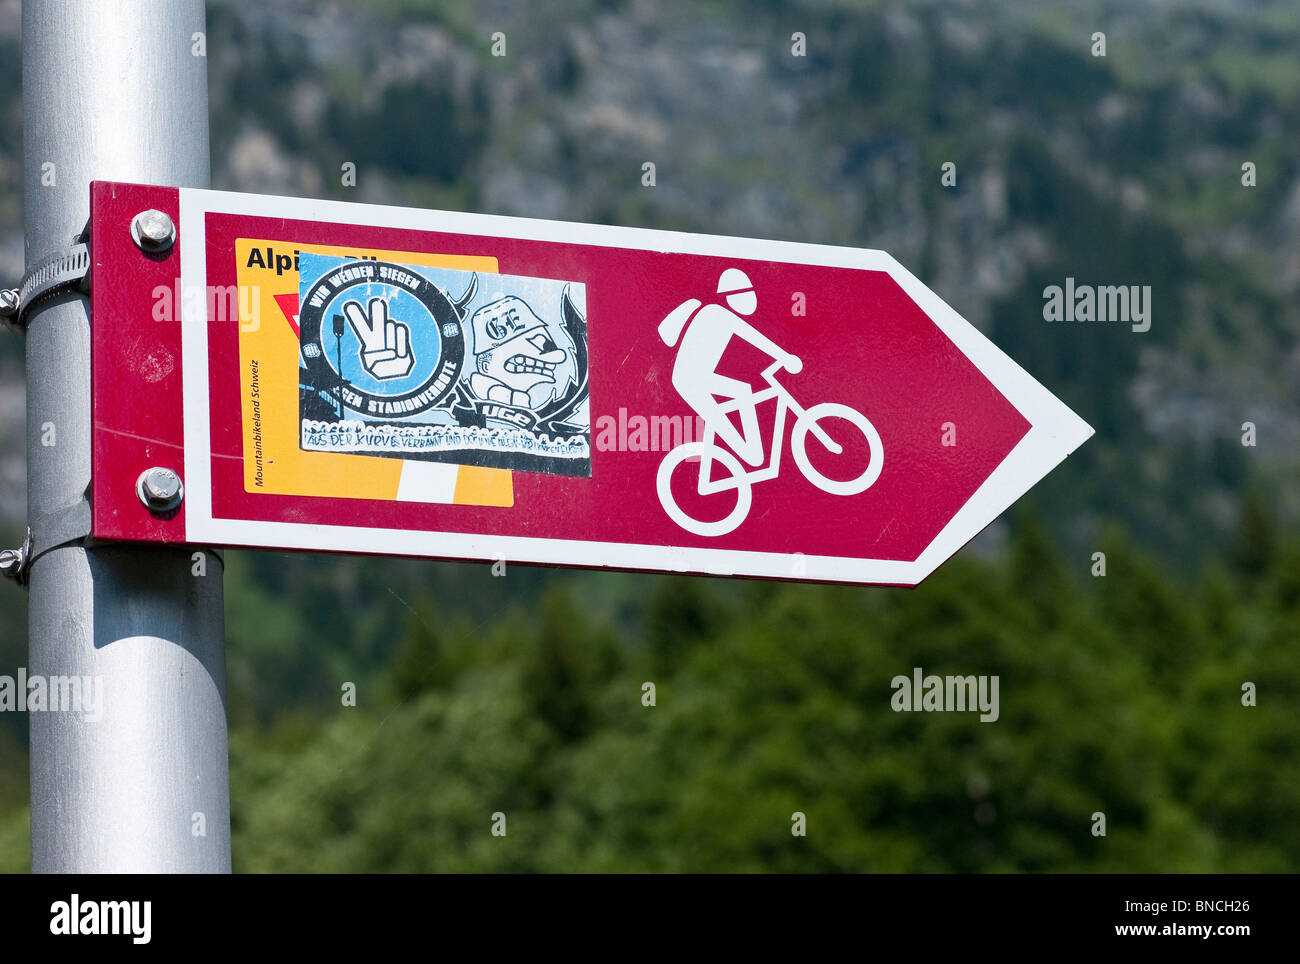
[470,296,568,404]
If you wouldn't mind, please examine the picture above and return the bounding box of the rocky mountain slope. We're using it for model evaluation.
[1,0,1296,565]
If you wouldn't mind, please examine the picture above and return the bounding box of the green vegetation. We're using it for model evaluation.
[2,508,1293,873]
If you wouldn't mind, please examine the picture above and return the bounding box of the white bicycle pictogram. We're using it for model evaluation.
[656,358,884,537]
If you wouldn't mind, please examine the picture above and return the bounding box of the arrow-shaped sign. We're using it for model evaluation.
[89,181,1091,585]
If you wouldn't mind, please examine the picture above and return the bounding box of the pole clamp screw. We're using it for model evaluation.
[1,241,92,331]
[0,528,32,587]
[0,547,25,580]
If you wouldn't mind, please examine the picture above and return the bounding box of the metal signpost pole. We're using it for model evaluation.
[22,0,229,872]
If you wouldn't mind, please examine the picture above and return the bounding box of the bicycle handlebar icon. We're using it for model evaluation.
[656,359,884,537]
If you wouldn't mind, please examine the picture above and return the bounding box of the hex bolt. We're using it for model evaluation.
[131,209,176,253]
[136,467,184,512]
[0,288,18,317]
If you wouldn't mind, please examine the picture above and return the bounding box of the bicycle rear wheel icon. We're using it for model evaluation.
[657,397,884,537]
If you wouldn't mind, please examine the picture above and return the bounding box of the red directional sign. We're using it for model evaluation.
[89,180,1091,585]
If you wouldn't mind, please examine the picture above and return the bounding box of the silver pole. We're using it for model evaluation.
[23,0,229,872]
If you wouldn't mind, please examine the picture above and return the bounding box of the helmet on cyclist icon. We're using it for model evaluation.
[717,268,757,316]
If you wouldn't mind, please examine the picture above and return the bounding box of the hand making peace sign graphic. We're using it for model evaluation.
[341,296,415,380]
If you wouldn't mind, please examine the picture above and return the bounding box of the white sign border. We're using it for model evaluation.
[178,186,1093,586]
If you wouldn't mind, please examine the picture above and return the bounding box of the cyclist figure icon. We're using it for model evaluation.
[656,268,885,537]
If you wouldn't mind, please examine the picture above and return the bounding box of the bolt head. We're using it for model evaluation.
[0,289,18,316]
[131,209,176,252]
[136,467,184,512]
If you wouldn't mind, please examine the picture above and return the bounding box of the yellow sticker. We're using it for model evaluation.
[235,239,513,506]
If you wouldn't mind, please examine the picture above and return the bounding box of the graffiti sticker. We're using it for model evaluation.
[298,253,590,476]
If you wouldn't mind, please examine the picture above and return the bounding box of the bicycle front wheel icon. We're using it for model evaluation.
[656,384,885,538]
